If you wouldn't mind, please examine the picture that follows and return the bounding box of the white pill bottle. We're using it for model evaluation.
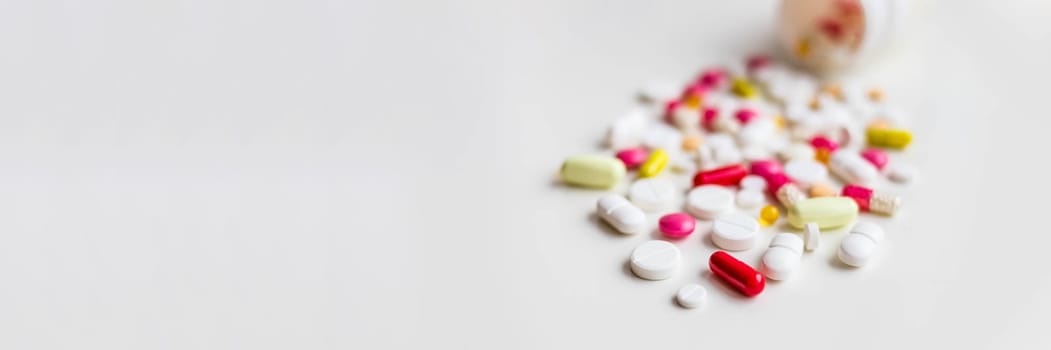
[778,0,910,72]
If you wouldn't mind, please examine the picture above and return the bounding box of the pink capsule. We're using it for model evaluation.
[749,160,784,181]
[810,135,839,152]
[860,148,889,170]
[735,108,758,125]
[841,184,901,216]
[663,100,682,123]
[697,68,727,88]
[659,213,696,239]
[701,107,719,131]
[681,84,708,99]
[616,148,648,169]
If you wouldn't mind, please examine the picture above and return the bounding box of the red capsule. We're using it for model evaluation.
[709,251,765,297]
[693,164,748,187]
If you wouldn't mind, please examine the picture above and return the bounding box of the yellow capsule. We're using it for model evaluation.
[560,155,626,189]
[731,78,758,99]
[759,205,780,227]
[788,197,858,229]
[814,148,831,165]
[809,183,836,197]
[638,149,669,178]
[867,128,912,150]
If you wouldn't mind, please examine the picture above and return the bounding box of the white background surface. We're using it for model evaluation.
[1,0,1050,348]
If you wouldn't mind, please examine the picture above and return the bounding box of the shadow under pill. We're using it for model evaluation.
[828,253,855,270]
[589,213,624,238]
[703,270,748,301]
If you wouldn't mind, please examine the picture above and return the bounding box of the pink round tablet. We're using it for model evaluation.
[860,148,888,170]
[616,148,648,169]
[659,213,696,239]
[735,108,758,125]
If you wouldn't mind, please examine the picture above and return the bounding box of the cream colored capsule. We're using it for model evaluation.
[560,155,626,189]
[787,197,858,229]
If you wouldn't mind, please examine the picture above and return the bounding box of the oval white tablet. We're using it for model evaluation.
[740,144,771,162]
[736,189,766,209]
[760,233,804,280]
[778,143,815,162]
[740,175,767,191]
[711,212,759,251]
[784,159,829,188]
[837,222,885,267]
[886,163,916,183]
[630,240,681,281]
[687,185,735,220]
[676,284,708,309]
[596,195,646,235]
[804,222,820,252]
[629,178,677,212]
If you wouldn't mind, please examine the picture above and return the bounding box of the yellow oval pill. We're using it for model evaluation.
[639,149,669,178]
[731,78,758,99]
[561,155,626,189]
[866,128,912,150]
[787,197,858,229]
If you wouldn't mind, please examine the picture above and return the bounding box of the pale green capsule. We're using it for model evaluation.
[787,197,858,229]
[561,155,626,189]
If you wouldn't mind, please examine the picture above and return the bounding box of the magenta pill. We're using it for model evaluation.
[809,135,839,152]
[701,107,719,131]
[860,148,889,170]
[616,148,649,169]
[735,108,758,125]
[659,213,696,239]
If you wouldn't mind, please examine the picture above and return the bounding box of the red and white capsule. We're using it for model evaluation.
[841,184,901,216]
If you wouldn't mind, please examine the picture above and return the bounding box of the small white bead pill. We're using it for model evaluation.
[630,240,681,281]
[740,175,767,191]
[629,178,677,212]
[676,284,708,309]
[804,222,820,252]
[711,212,760,251]
[736,189,766,209]
[687,185,735,220]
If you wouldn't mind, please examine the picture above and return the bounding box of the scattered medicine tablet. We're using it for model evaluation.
[829,151,878,185]
[711,212,760,251]
[804,222,820,252]
[886,163,916,183]
[866,128,912,150]
[709,251,765,297]
[630,240,682,280]
[787,197,859,229]
[760,233,804,281]
[687,185,735,220]
[615,148,648,169]
[561,155,626,189]
[676,284,708,309]
[736,189,766,209]
[628,178,677,212]
[859,148,889,170]
[759,205,780,227]
[784,159,829,189]
[659,213,696,239]
[740,175,768,191]
[596,195,646,234]
[639,149,669,178]
[693,164,748,187]
[838,222,885,267]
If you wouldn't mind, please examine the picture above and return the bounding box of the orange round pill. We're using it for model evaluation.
[682,135,703,152]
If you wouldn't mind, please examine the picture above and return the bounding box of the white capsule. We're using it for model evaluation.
[596,195,646,234]
[628,178,677,212]
[784,159,829,189]
[607,109,650,149]
[829,151,878,185]
[838,222,884,267]
[711,212,759,251]
[804,222,820,252]
[740,175,767,191]
[779,143,816,162]
[886,163,916,183]
[643,123,683,150]
[687,185,735,220]
[630,240,681,281]
[676,284,708,309]
[736,189,766,209]
[760,233,804,280]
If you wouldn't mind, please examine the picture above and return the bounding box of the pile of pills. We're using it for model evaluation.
[560,55,916,310]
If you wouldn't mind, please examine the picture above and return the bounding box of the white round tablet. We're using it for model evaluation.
[711,212,760,251]
[804,222,820,252]
[741,144,771,162]
[629,178,677,212]
[676,284,708,309]
[687,185,735,220]
[779,143,815,162]
[630,240,681,281]
[760,233,804,280]
[736,189,766,209]
[740,175,768,191]
[784,159,829,188]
